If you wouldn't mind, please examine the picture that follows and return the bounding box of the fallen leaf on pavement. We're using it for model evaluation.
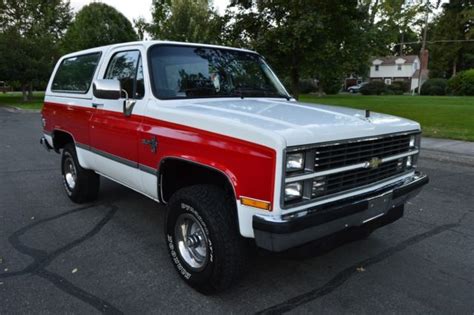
[72,268,78,274]
[356,266,365,272]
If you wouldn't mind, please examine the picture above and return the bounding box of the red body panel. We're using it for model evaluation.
[90,108,141,163]
[43,102,93,145]
[42,102,276,205]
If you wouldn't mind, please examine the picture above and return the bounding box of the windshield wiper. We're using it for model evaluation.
[233,87,290,100]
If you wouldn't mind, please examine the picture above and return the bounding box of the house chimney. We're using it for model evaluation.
[420,49,429,70]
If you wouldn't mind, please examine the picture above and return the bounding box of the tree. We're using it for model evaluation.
[359,0,425,57]
[429,0,474,78]
[0,0,72,100]
[225,0,367,98]
[134,17,148,40]
[148,0,224,44]
[62,3,138,53]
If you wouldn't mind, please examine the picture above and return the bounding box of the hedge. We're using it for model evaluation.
[360,81,386,95]
[421,78,447,95]
[447,69,474,96]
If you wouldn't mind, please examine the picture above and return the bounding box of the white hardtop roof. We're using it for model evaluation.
[61,40,258,59]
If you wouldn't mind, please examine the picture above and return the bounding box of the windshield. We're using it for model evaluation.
[148,45,289,99]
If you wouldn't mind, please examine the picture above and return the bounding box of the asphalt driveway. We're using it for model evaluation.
[1,107,473,314]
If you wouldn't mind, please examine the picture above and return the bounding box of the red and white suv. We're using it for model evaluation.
[40,41,428,292]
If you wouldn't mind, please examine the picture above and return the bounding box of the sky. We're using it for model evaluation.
[70,0,231,23]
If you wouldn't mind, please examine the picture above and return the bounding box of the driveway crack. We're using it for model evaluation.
[0,203,123,314]
[256,223,458,314]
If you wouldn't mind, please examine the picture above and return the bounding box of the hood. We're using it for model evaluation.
[162,98,420,147]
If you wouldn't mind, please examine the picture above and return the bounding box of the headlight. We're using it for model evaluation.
[286,152,304,172]
[407,155,413,168]
[409,135,416,147]
[285,182,303,202]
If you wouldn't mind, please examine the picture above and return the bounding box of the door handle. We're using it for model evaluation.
[92,103,104,108]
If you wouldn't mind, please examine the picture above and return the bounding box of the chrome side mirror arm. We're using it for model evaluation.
[122,89,136,117]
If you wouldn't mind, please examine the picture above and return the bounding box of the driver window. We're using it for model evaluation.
[104,50,144,99]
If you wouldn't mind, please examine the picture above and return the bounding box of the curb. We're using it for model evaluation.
[2,105,41,113]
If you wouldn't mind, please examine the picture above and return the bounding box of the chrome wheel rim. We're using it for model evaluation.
[174,213,209,271]
[64,155,77,190]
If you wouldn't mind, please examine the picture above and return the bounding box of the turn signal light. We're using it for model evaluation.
[240,197,272,211]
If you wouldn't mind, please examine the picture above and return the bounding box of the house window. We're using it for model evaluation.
[375,65,379,71]
[397,65,402,71]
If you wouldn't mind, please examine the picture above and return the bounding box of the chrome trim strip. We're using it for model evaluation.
[285,162,367,183]
[139,164,157,174]
[90,147,138,168]
[362,212,385,224]
[76,142,90,150]
[381,150,419,163]
[77,144,158,174]
[285,149,419,183]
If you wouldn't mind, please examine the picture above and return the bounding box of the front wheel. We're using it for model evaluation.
[165,185,248,293]
[61,143,100,203]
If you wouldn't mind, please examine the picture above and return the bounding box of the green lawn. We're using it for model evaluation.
[0,92,44,110]
[300,94,474,142]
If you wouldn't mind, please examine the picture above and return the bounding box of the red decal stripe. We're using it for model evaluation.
[42,102,276,205]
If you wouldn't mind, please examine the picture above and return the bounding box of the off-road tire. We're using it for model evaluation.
[61,143,100,203]
[165,185,248,294]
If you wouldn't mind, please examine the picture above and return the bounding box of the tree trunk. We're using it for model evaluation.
[452,61,457,77]
[290,67,300,100]
[28,82,33,100]
[22,84,28,102]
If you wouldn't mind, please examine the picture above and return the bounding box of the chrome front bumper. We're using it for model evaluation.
[253,171,429,252]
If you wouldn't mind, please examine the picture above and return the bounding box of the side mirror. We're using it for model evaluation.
[93,79,121,100]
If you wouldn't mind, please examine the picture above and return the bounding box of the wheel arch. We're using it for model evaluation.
[51,129,76,153]
[158,157,237,205]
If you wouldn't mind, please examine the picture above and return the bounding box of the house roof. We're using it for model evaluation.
[372,55,418,65]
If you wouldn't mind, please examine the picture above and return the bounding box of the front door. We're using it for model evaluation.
[90,49,146,189]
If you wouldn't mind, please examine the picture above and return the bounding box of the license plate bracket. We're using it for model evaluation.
[364,192,393,223]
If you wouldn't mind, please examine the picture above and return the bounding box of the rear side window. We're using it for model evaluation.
[52,52,101,93]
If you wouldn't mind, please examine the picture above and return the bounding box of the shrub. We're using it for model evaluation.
[360,81,386,95]
[420,78,447,95]
[387,81,410,95]
[447,69,474,96]
[320,75,342,95]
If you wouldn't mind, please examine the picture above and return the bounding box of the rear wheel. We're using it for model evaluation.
[165,185,247,293]
[61,143,100,203]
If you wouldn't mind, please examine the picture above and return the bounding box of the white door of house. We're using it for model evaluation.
[384,78,392,85]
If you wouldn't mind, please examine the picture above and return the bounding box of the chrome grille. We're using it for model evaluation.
[313,159,405,198]
[314,134,411,171]
[283,131,419,208]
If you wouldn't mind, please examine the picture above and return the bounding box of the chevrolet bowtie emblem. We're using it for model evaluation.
[367,157,382,169]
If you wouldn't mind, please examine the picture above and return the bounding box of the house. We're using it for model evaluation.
[369,50,429,92]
